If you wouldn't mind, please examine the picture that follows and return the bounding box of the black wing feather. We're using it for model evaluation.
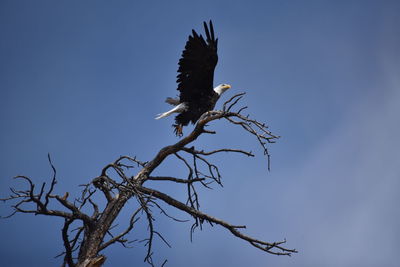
[177,21,218,103]
[209,20,215,41]
[210,20,215,40]
[203,21,211,43]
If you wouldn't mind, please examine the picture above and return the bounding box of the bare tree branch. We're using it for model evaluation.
[182,146,254,157]
[137,185,297,256]
[62,218,76,267]
[147,176,205,184]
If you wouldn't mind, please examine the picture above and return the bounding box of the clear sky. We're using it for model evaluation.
[1,1,400,266]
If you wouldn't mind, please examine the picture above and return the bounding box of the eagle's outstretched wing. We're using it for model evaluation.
[176,20,218,103]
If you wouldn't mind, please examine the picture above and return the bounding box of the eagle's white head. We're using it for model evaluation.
[214,84,231,95]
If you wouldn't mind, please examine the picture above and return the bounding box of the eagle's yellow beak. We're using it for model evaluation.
[223,84,231,89]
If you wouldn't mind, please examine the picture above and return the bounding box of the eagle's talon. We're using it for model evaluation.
[173,124,183,137]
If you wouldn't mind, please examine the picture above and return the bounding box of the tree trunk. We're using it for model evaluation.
[76,192,132,267]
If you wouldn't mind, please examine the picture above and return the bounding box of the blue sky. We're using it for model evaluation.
[1,1,400,266]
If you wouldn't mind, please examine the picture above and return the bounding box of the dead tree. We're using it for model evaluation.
[1,93,297,266]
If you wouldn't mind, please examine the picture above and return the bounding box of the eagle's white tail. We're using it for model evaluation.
[155,103,187,120]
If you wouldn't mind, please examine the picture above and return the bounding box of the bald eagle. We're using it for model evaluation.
[156,21,231,136]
